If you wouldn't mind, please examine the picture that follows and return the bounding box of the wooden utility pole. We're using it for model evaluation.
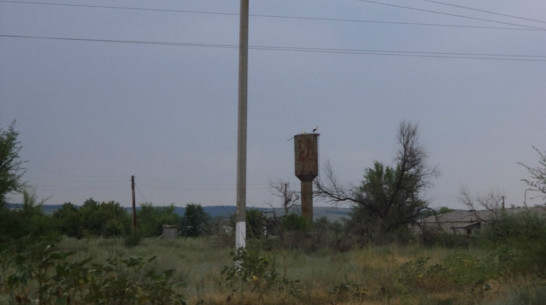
[236,0,249,250]
[131,175,137,228]
[283,183,289,215]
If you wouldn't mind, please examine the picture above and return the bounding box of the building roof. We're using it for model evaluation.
[420,206,545,225]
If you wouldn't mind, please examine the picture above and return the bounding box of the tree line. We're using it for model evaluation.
[1,120,545,252]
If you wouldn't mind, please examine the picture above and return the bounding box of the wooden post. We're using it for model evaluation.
[131,175,137,228]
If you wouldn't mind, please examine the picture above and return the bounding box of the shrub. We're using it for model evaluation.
[221,246,299,304]
[477,209,546,277]
[245,209,268,239]
[399,252,503,295]
[484,284,546,305]
[0,189,60,250]
[180,204,210,238]
[283,214,309,232]
[124,227,145,247]
[0,242,186,305]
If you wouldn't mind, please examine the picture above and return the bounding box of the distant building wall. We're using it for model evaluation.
[414,206,545,236]
[161,225,178,239]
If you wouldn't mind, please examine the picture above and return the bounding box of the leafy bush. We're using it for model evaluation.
[138,203,181,237]
[221,247,299,304]
[78,199,131,238]
[53,203,82,238]
[399,252,503,295]
[329,282,367,302]
[0,243,186,305]
[245,209,268,239]
[283,214,309,232]
[0,189,60,250]
[180,204,210,238]
[420,228,472,248]
[477,209,546,277]
[484,284,546,305]
[124,227,145,247]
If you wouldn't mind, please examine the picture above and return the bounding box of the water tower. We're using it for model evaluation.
[294,133,319,224]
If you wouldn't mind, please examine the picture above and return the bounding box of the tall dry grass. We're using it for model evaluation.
[51,237,545,305]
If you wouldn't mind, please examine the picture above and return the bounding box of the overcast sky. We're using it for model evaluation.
[1,0,545,209]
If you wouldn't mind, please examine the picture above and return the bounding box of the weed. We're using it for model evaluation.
[221,247,299,304]
[1,242,186,305]
[329,282,367,302]
[483,283,546,305]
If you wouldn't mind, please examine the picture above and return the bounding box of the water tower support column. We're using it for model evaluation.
[301,181,313,224]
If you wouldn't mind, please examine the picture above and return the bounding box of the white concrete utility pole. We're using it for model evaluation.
[236,0,249,250]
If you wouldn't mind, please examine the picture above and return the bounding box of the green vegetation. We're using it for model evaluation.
[138,203,180,237]
[0,122,25,206]
[244,209,268,239]
[0,241,185,305]
[519,146,546,203]
[0,189,59,250]
[2,122,546,304]
[2,200,545,305]
[2,233,545,305]
[317,121,439,243]
[181,203,210,237]
[3,200,544,305]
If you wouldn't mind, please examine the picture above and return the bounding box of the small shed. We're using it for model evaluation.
[160,225,178,240]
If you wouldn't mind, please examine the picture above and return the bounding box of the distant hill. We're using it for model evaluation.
[157,205,351,222]
[5,203,65,215]
[5,203,351,222]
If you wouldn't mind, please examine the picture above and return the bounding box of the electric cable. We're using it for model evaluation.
[358,0,546,30]
[1,34,544,62]
[420,0,546,25]
[1,0,544,31]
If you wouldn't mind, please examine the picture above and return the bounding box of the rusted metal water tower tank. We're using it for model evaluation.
[294,133,319,224]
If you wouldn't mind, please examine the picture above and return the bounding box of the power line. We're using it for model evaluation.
[255,13,544,31]
[358,0,546,31]
[0,34,238,48]
[0,0,237,16]
[252,45,546,61]
[420,0,546,25]
[1,0,544,32]
[2,33,545,62]
[135,184,149,203]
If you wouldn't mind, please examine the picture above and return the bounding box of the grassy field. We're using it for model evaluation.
[16,237,537,305]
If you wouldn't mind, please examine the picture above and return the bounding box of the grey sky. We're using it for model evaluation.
[1,0,545,209]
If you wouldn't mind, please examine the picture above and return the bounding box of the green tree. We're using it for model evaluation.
[420,206,454,218]
[317,121,437,241]
[352,161,429,235]
[181,203,210,237]
[137,203,181,237]
[0,122,25,206]
[52,202,83,238]
[78,198,130,237]
[0,189,58,249]
[439,206,453,214]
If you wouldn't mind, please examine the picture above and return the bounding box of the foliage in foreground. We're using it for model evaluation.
[221,247,300,304]
[2,235,546,305]
[478,209,546,278]
[0,243,185,305]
